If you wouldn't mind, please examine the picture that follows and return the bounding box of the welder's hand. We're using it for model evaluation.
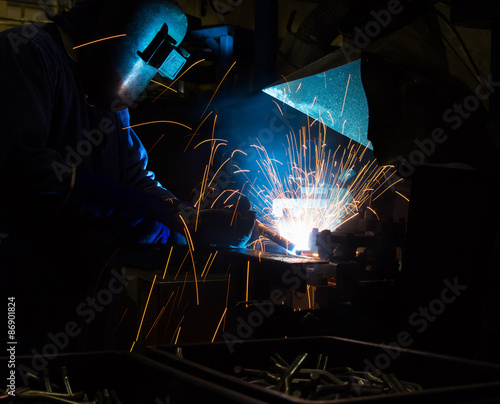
[110,190,176,246]
[160,199,198,245]
[68,172,181,246]
[151,194,256,248]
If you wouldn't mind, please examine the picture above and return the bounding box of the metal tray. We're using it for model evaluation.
[1,351,269,403]
[147,336,500,403]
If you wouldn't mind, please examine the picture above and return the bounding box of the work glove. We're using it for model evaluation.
[191,208,256,248]
[68,172,179,246]
[164,194,255,248]
[184,194,256,249]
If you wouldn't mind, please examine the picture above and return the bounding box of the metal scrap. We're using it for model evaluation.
[233,352,423,400]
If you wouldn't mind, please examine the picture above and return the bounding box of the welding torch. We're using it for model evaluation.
[256,220,296,253]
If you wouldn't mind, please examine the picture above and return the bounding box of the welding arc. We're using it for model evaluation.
[256,221,296,252]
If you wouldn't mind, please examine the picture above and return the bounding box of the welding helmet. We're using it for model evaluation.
[77,0,189,111]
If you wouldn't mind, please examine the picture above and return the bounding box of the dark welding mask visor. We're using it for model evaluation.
[137,22,189,80]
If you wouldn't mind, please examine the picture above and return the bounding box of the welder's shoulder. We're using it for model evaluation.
[0,23,64,65]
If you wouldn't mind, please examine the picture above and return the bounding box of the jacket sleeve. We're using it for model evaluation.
[0,29,71,218]
[116,109,176,201]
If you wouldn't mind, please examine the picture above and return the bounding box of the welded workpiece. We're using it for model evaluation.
[317,216,405,273]
[272,190,352,219]
[233,352,423,400]
[271,187,353,252]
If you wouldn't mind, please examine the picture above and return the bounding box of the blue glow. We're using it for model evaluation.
[263,59,371,149]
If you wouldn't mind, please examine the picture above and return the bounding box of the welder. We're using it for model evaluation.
[0,0,254,354]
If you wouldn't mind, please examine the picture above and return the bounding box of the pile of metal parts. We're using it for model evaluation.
[2,367,122,404]
[233,352,423,401]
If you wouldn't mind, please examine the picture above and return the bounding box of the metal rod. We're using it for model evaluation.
[257,221,296,252]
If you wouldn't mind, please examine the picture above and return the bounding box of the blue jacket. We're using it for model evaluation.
[0,21,180,353]
[0,22,175,238]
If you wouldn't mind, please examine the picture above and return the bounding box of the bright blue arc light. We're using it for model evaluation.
[263,59,371,149]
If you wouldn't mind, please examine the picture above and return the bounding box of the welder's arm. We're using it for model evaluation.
[67,172,182,246]
[118,110,176,201]
[117,112,255,247]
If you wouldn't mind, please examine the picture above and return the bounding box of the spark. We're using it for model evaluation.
[151,80,177,93]
[200,60,237,119]
[209,116,220,167]
[146,134,165,156]
[152,59,206,103]
[272,100,284,115]
[145,305,167,340]
[187,245,199,306]
[194,115,226,210]
[223,191,240,206]
[230,184,245,227]
[373,174,403,201]
[395,191,410,202]
[164,288,180,340]
[171,316,185,344]
[246,261,250,304]
[247,122,394,250]
[231,149,247,158]
[311,95,318,108]
[184,111,213,152]
[132,274,157,350]
[223,274,231,331]
[115,308,128,332]
[170,58,206,86]
[199,157,232,206]
[145,291,174,340]
[174,250,190,280]
[123,120,192,131]
[193,116,238,213]
[177,271,189,308]
[200,252,214,279]
[307,285,312,309]
[174,327,182,344]
[337,212,359,228]
[280,74,292,94]
[163,246,174,279]
[212,143,228,164]
[340,74,351,117]
[225,263,232,276]
[73,34,126,49]
[366,206,380,219]
[193,138,229,149]
[179,214,195,253]
[203,250,218,282]
[211,307,228,343]
[209,189,239,209]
